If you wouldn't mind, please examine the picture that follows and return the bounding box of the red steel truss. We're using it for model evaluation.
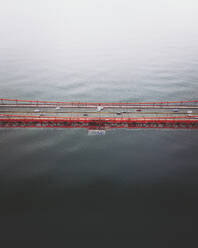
[0,117,198,129]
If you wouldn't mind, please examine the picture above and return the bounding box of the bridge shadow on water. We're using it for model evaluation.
[0,176,198,246]
[0,129,197,246]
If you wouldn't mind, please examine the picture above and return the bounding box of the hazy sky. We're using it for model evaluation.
[0,0,198,49]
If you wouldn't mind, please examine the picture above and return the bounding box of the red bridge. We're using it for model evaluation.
[0,98,198,130]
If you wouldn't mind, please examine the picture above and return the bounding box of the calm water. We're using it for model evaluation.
[0,1,198,245]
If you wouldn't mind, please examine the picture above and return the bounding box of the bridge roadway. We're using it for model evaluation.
[0,99,198,129]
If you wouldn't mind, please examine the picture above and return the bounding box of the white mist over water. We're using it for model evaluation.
[0,0,197,182]
[0,0,198,102]
[0,0,198,240]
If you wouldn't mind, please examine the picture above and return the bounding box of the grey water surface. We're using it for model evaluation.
[0,0,198,245]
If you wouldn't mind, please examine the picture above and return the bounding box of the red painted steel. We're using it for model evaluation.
[1,98,198,106]
[1,99,198,129]
[0,113,198,120]
[0,117,198,129]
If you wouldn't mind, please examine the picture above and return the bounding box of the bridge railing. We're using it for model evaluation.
[1,98,198,107]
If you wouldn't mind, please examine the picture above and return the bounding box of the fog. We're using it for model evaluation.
[0,0,198,49]
[0,2,198,239]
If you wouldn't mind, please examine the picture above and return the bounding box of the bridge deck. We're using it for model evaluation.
[0,99,198,129]
[0,104,198,118]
